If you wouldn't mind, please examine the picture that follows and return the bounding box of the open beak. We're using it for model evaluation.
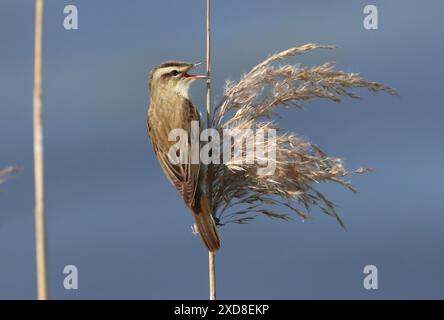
[183,73,208,80]
[183,62,209,80]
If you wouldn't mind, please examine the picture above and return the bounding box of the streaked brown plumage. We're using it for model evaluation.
[147,61,220,252]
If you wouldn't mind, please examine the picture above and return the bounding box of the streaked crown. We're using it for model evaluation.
[149,61,194,90]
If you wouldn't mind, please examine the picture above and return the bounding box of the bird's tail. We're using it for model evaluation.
[190,195,220,252]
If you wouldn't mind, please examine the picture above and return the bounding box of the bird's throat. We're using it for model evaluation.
[174,80,192,99]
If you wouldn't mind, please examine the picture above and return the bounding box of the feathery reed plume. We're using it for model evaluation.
[209,44,396,227]
[33,0,48,300]
[0,167,17,186]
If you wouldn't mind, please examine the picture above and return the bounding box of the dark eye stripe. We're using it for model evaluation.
[171,70,180,76]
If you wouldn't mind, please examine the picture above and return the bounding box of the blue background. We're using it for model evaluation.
[0,0,443,299]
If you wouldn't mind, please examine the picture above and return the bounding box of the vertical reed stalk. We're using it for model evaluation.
[33,0,48,300]
[206,0,212,126]
[206,0,216,301]
[209,250,216,300]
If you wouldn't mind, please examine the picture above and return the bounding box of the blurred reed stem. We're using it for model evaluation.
[33,0,48,300]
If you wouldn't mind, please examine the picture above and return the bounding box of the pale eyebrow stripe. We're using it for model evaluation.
[155,66,188,78]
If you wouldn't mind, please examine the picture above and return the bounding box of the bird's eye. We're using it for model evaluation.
[171,70,180,76]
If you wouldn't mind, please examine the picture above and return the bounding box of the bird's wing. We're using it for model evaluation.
[148,99,201,207]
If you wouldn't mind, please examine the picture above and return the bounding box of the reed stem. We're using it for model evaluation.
[206,0,216,301]
[209,251,216,300]
[33,0,48,300]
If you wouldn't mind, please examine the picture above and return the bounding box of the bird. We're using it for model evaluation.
[147,61,220,252]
